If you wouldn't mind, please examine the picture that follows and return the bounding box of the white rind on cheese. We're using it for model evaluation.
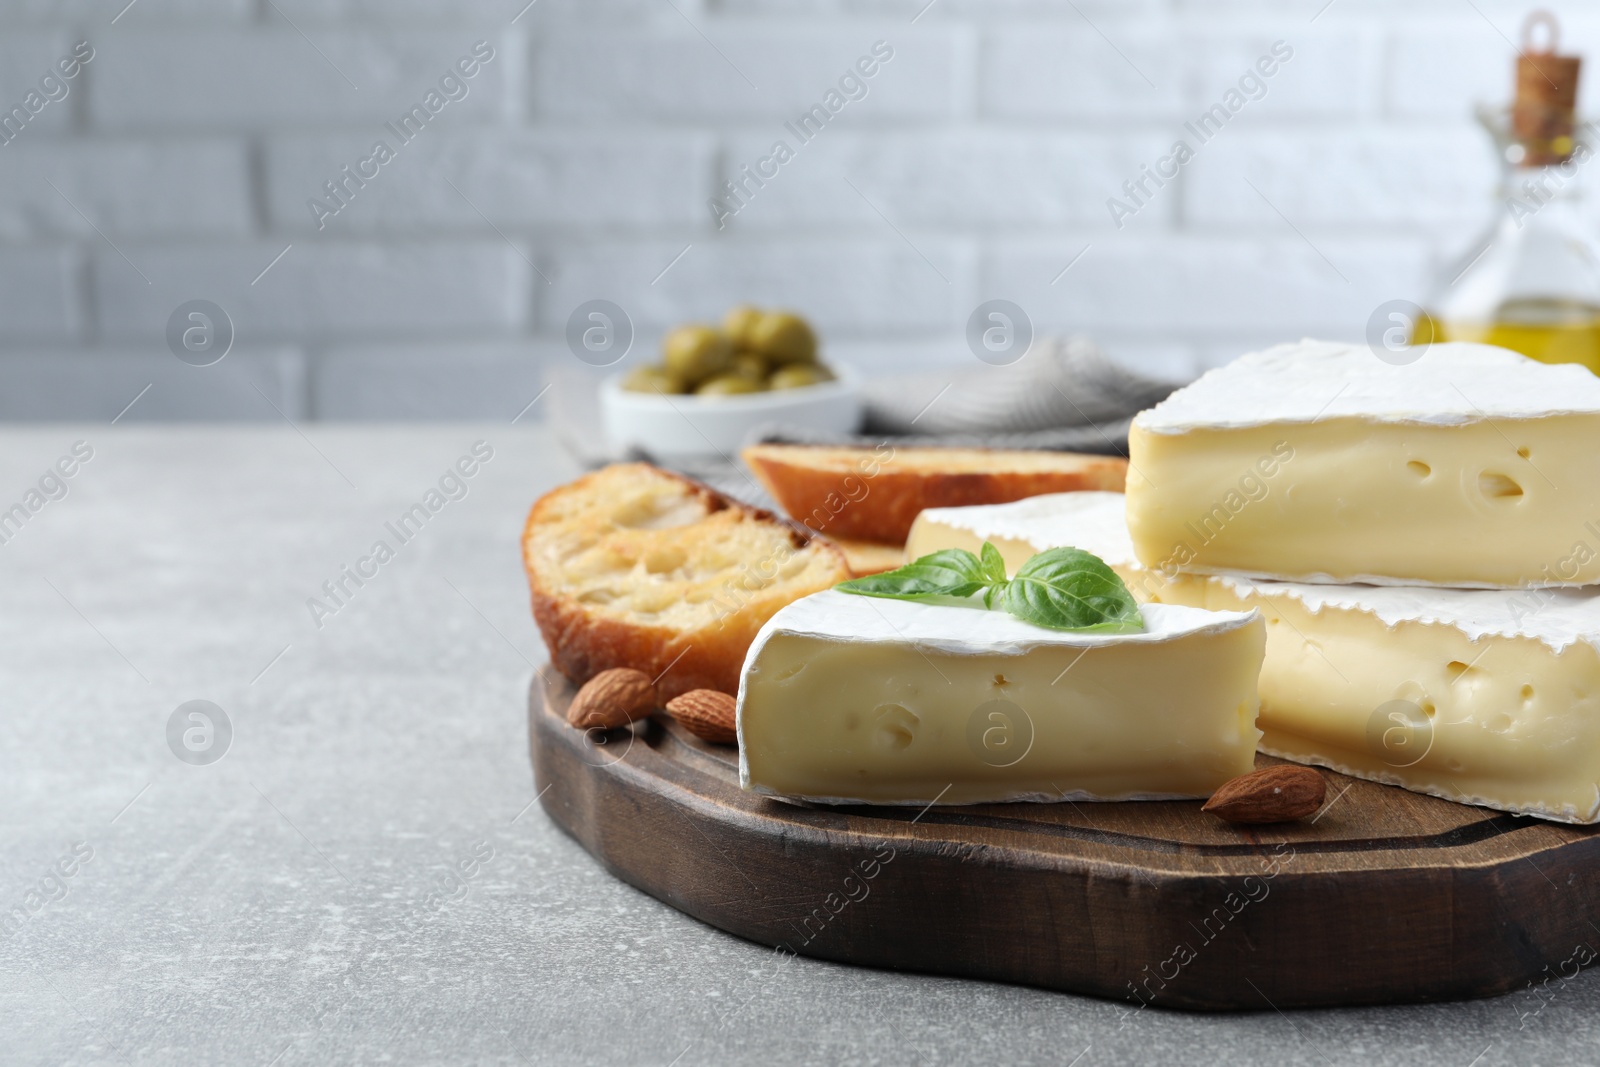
[910,492,1137,562]
[736,590,1264,806]
[1135,339,1600,434]
[740,588,1252,658]
[1231,582,1600,654]
[909,492,1600,823]
[909,492,1141,569]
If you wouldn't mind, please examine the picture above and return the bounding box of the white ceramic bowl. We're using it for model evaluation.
[600,363,862,463]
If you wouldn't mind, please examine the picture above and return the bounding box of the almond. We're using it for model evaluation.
[567,668,657,730]
[664,689,738,745]
[1202,764,1326,825]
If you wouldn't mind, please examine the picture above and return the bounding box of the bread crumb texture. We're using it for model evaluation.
[524,463,849,695]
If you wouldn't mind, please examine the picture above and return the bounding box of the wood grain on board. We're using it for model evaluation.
[529,671,1600,1010]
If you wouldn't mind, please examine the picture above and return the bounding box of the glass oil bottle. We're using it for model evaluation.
[1416,11,1600,374]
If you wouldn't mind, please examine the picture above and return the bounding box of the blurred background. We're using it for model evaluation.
[1,0,1596,421]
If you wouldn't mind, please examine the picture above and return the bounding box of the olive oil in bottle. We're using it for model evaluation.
[1416,12,1600,375]
[1417,300,1600,373]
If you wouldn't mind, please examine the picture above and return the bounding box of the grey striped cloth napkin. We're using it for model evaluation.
[757,335,1180,455]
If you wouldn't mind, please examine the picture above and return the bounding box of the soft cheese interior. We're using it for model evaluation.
[910,492,1600,823]
[1125,340,1600,589]
[737,590,1264,806]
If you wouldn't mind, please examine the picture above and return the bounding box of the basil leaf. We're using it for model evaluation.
[835,547,990,601]
[978,541,1008,584]
[998,547,1144,633]
[834,542,1143,635]
[979,542,1008,608]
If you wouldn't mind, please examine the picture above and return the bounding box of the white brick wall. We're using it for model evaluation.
[94,242,533,339]
[264,131,716,230]
[0,140,253,237]
[0,0,1593,419]
[0,248,85,342]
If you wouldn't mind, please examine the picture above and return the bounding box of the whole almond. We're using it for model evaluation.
[567,668,657,730]
[1202,765,1326,825]
[664,689,738,745]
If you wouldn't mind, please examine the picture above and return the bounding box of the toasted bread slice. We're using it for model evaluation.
[742,443,1127,544]
[826,536,907,576]
[523,463,849,699]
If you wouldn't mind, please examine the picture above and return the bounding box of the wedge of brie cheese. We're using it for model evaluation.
[908,492,1137,582]
[910,492,1600,823]
[1126,339,1600,588]
[736,590,1265,806]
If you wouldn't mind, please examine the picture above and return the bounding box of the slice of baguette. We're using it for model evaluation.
[742,443,1128,544]
[523,463,849,699]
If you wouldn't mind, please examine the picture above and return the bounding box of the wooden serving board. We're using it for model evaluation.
[530,671,1600,1011]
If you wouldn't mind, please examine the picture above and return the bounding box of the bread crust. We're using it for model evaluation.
[743,444,1128,544]
[523,464,848,699]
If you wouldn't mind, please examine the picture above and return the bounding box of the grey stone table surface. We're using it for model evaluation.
[1,424,1595,1067]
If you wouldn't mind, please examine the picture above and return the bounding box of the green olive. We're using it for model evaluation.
[620,365,687,395]
[662,325,733,384]
[748,311,817,365]
[723,304,764,349]
[696,373,765,396]
[731,352,769,381]
[768,364,835,390]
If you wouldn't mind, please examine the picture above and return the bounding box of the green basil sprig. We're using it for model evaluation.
[836,542,1144,634]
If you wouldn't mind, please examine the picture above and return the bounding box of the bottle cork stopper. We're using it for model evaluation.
[1511,10,1582,166]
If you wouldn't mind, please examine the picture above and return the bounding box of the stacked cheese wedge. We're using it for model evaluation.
[910,339,1600,823]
